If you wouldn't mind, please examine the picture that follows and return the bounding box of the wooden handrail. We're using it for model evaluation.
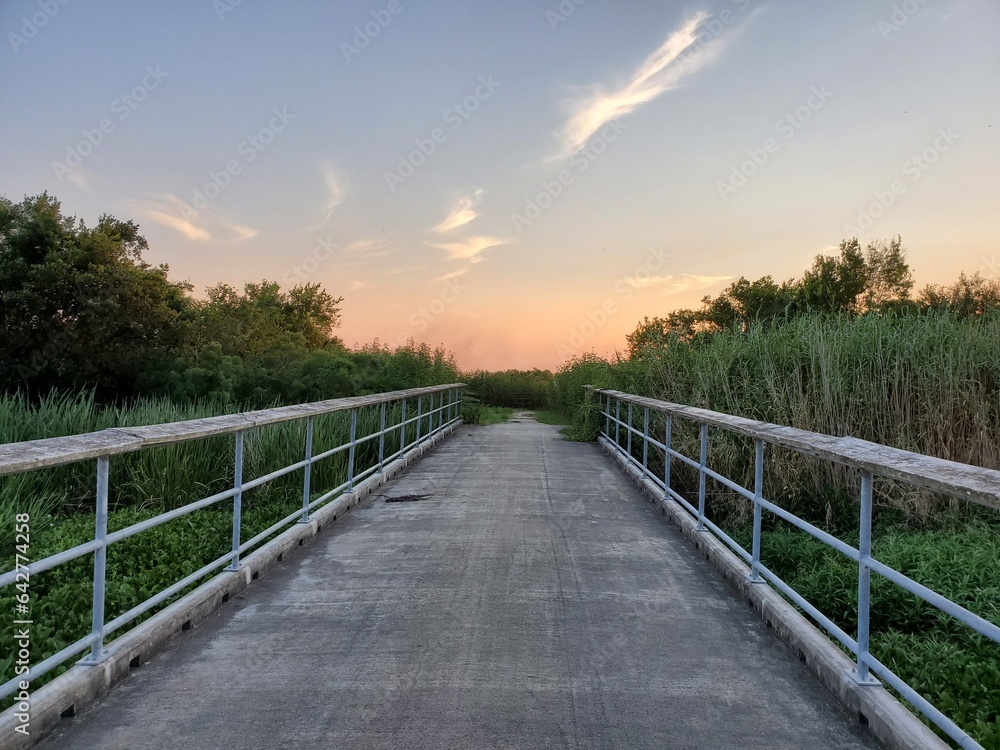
[590,387,1000,510]
[0,384,466,476]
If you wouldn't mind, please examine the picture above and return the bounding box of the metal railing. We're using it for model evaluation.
[0,384,465,702]
[593,388,1000,750]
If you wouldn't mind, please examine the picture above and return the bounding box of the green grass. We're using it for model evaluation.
[0,391,453,706]
[551,311,1000,747]
[532,409,572,425]
[728,522,1000,747]
[0,458,375,709]
[555,312,1000,523]
[477,407,515,425]
[461,369,553,408]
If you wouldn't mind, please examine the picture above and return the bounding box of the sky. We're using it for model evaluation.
[1,0,998,370]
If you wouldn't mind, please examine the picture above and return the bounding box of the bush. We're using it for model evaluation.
[461,369,553,408]
[461,395,483,424]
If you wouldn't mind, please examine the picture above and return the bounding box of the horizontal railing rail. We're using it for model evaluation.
[590,387,999,750]
[0,384,465,703]
[0,384,464,476]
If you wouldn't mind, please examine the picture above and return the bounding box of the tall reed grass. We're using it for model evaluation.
[555,312,1000,524]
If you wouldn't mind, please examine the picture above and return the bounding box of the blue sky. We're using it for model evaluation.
[2,0,998,368]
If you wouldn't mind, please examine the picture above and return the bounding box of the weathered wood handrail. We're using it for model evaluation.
[594,386,999,749]
[0,384,465,476]
[591,388,1000,511]
[0,383,467,710]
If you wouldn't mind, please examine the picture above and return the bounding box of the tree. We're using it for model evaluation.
[860,236,913,311]
[700,276,796,332]
[189,281,342,358]
[626,310,702,357]
[0,194,191,398]
[795,237,912,314]
[796,238,868,313]
[919,272,1000,318]
[623,236,916,361]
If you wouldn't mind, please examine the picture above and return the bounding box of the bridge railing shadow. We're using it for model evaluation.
[590,387,1000,750]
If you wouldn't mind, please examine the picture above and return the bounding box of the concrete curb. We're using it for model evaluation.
[0,422,461,750]
[598,437,949,750]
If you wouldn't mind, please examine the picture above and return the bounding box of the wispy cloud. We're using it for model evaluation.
[349,279,376,291]
[557,13,743,158]
[142,209,210,241]
[129,194,257,243]
[333,236,396,268]
[343,236,394,257]
[64,168,91,192]
[216,222,259,243]
[625,273,731,295]
[432,188,485,233]
[388,265,426,276]
[299,164,346,233]
[428,236,505,263]
[436,268,468,282]
[319,164,345,220]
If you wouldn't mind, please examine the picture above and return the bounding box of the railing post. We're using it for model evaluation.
[604,393,611,438]
[642,406,650,479]
[614,398,621,449]
[697,422,708,531]
[854,469,879,685]
[416,396,423,443]
[749,439,765,583]
[225,431,244,571]
[378,402,387,473]
[400,399,408,452]
[347,408,357,491]
[626,402,633,460]
[81,456,110,664]
[663,415,672,503]
[299,418,314,523]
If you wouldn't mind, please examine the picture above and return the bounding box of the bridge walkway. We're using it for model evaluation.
[37,416,878,750]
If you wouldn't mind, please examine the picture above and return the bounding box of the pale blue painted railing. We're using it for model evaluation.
[0,384,465,702]
[593,387,1000,750]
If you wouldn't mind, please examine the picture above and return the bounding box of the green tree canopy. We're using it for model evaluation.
[0,193,191,398]
[626,236,921,358]
[188,280,343,359]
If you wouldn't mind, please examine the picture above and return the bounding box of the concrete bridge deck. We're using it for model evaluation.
[37,416,878,750]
